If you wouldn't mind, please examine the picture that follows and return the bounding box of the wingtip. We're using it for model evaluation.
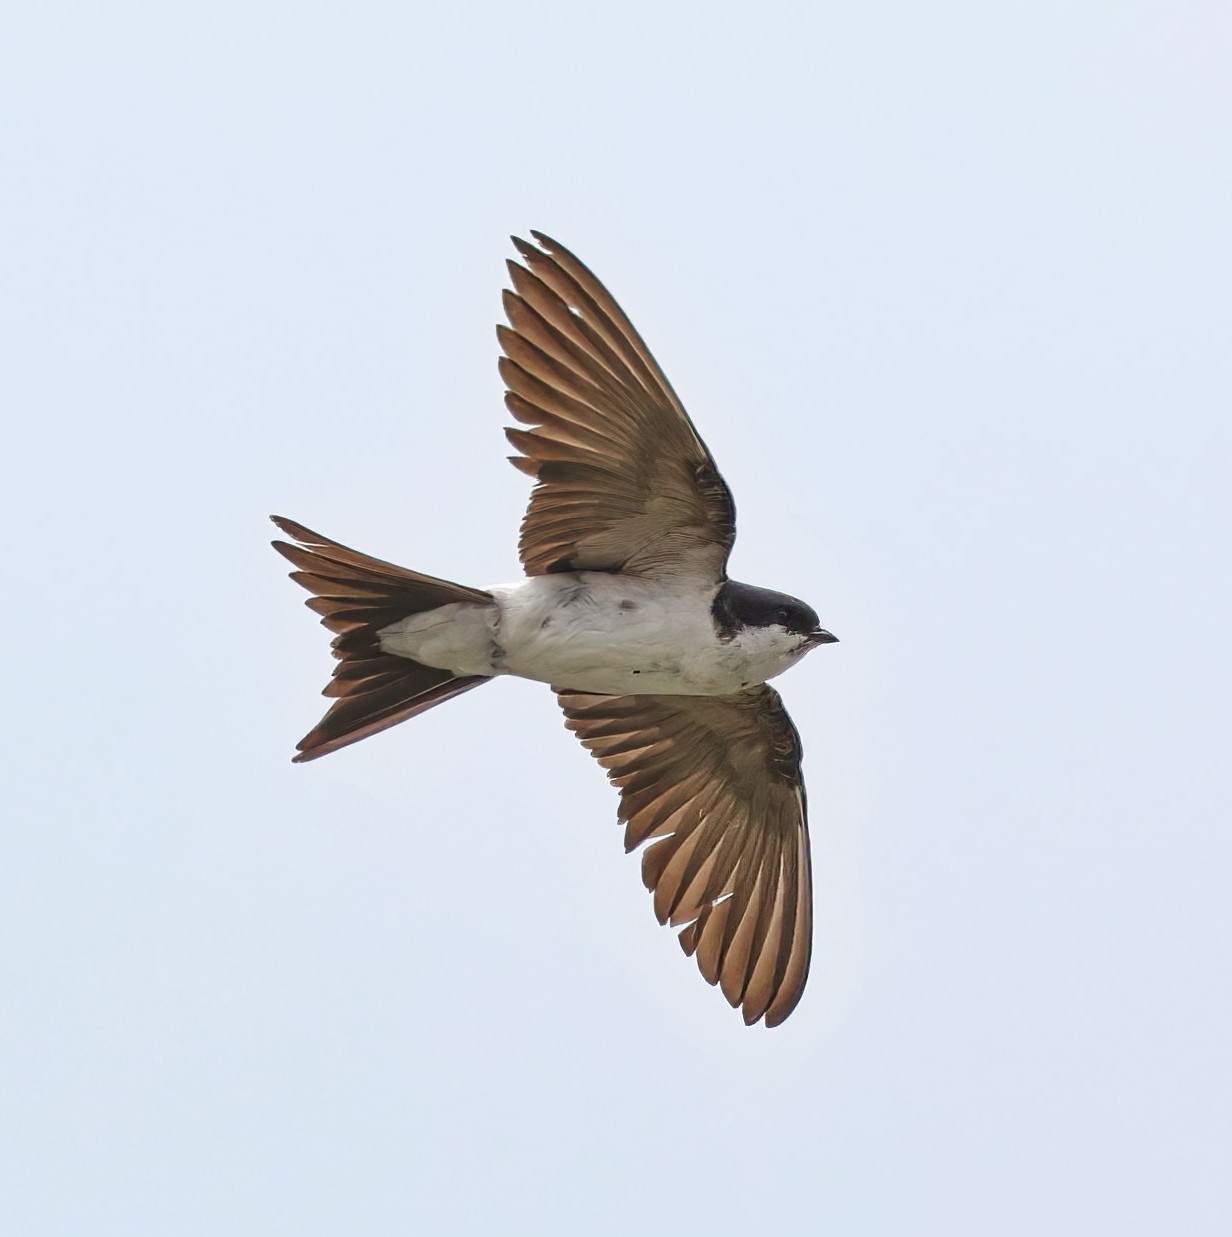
[270,515,314,544]
[513,231,570,261]
[510,234,538,260]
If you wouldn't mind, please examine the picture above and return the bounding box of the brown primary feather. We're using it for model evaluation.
[501,232,737,580]
[270,517,492,761]
[558,686,813,1027]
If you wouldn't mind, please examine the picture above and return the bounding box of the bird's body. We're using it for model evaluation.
[273,231,839,1026]
[380,573,821,697]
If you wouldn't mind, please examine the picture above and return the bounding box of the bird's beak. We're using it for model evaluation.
[805,628,839,646]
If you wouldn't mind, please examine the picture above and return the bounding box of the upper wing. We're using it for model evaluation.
[500,231,736,582]
[558,686,812,1027]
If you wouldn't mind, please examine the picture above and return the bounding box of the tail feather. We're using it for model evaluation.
[271,516,493,762]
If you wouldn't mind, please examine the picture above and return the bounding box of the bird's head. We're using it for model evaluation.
[712,580,838,656]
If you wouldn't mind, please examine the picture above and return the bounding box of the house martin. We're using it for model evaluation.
[273,232,838,1026]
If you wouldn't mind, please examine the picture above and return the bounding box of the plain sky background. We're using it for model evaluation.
[3,2,1230,1233]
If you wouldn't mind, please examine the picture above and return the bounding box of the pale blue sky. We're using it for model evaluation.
[3,2,1230,1234]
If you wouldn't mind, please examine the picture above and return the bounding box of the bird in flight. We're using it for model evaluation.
[272,232,838,1026]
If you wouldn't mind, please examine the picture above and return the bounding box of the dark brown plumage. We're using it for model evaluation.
[501,232,736,580]
[270,517,491,762]
[559,687,811,1027]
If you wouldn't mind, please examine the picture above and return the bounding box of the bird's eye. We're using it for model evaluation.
[776,607,791,625]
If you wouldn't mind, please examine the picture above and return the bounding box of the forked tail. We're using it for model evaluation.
[271,516,493,762]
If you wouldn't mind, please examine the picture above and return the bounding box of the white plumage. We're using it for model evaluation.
[379,573,813,697]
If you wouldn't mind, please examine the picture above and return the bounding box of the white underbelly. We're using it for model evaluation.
[492,574,796,696]
[379,573,805,696]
